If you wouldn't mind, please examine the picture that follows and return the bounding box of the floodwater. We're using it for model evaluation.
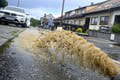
[0,28,112,80]
[109,53,120,61]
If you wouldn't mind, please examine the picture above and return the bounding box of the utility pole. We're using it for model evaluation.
[17,0,20,7]
[60,0,65,27]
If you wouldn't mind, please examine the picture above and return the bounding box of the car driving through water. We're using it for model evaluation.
[0,6,30,27]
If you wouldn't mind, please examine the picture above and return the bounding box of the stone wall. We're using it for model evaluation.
[89,30,120,43]
[89,30,111,40]
[114,34,120,43]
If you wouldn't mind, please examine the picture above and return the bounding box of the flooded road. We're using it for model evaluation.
[0,28,112,80]
[86,37,120,61]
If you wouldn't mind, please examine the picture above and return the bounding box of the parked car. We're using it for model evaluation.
[0,6,30,27]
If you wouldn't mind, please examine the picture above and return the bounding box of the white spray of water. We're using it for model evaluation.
[14,29,120,77]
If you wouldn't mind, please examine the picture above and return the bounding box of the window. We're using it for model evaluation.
[67,21,69,23]
[70,21,73,24]
[70,11,75,16]
[75,10,78,15]
[69,20,73,24]
[100,16,109,25]
[79,20,82,25]
[76,20,79,25]
[74,20,76,24]
[91,17,98,25]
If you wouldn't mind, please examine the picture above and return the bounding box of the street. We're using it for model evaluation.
[0,25,24,46]
[85,37,120,61]
[0,25,111,80]
[0,41,110,80]
[1,0,120,79]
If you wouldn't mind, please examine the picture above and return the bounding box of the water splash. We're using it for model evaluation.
[15,28,120,77]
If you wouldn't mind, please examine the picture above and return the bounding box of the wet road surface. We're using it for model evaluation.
[0,25,24,46]
[0,33,111,80]
[0,41,70,80]
[85,37,120,61]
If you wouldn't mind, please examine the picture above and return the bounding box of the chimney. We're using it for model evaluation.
[44,14,46,18]
[91,2,94,5]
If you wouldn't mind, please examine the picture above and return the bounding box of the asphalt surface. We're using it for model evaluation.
[0,27,110,80]
[0,39,110,80]
[0,25,24,46]
[84,37,120,61]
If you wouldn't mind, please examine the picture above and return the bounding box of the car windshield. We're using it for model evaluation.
[5,6,25,13]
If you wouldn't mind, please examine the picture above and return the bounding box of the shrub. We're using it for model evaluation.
[76,28,83,33]
[86,30,89,34]
[0,0,8,8]
[112,23,120,33]
[30,18,41,27]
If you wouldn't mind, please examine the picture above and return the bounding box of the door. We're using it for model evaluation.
[84,17,90,32]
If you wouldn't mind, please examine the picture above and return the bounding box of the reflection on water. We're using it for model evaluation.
[14,28,120,78]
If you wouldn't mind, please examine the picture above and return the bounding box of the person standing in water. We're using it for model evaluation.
[48,18,54,30]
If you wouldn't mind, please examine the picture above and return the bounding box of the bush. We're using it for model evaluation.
[76,28,83,33]
[30,18,41,27]
[112,23,120,33]
[0,0,8,8]
[86,30,89,34]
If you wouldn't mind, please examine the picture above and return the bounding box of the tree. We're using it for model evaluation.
[0,0,8,8]
[30,18,41,27]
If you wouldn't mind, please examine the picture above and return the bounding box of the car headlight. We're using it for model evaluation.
[0,11,4,17]
[0,11,4,13]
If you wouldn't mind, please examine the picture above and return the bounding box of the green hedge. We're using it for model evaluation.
[76,28,83,33]
[112,23,120,33]
[86,30,89,34]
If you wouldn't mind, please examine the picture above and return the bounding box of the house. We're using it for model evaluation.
[62,7,85,31]
[54,7,87,31]
[54,1,106,32]
[54,0,120,33]
[45,14,55,20]
[41,14,55,28]
[64,7,85,25]
[85,0,120,32]
[54,0,120,43]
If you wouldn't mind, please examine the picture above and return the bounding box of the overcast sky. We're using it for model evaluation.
[7,0,106,18]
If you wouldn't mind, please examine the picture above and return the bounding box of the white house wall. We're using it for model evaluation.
[64,18,85,25]
[112,10,120,24]
[86,12,113,30]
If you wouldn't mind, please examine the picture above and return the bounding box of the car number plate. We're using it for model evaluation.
[6,16,14,20]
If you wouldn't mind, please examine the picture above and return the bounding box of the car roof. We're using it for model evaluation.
[6,6,24,10]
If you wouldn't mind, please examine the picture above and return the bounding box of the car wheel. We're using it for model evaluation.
[15,23,19,27]
[4,22,9,25]
[21,23,27,28]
